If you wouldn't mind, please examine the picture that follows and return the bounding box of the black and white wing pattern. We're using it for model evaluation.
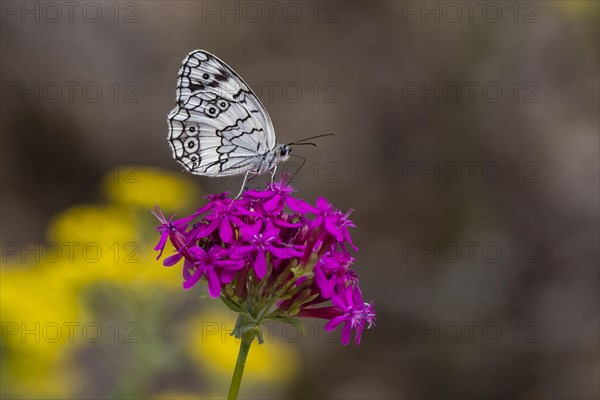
[167,50,276,176]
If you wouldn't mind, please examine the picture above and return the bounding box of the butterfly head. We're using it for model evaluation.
[275,144,292,162]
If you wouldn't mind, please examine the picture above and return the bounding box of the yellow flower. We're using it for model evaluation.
[187,310,300,385]
[1,167,200,397]
[152,391,206,400]
[102,166,200,211]
[1,262,84,397]
[43,196,184,287]
[48,204,137,245]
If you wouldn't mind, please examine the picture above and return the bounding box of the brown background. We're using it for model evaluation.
[1,1,599,399]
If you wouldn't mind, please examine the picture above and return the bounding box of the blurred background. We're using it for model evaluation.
[1,1,598,399]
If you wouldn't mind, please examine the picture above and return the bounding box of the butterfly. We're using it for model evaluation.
[168,49,314,197]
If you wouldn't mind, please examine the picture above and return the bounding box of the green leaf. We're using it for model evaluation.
[230,313,253,338]
[286,289,320,316]
[230,313,262,344]
[271,315,306,335]
[255,328,265,345]
[220,296,243,313]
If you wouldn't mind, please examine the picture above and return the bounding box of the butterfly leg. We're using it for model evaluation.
[235,171,251,199]
[270,166,278,183]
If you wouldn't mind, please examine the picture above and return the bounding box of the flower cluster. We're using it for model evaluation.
[152,179,375,345]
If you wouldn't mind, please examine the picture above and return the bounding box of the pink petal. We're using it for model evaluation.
[195,201,215,215]
[345,231,359,251]
[325,218,342,241]
[163,252,183,266]
[315,270,335,299]
[244,190,274,199]
[330,292,345,309]
[231,215,250,230]
[182,259,194,280]
[218,259,246,269]
[253,250,267,279]
[275,218,302,228]
[154,233,168,259]
[354,325,364,345]
[196,219,219,238]
[316,197,330,211]
[206,268,222,298]
[263,194,281,212]
[183,267,202,289]
[221,270,237,284]
[269,245,298,259]
[220,216,233,243]
[340,322,352,345]
[325,315,346,331]
[286,197,314,214]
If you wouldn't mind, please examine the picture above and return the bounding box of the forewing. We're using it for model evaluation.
[168,50,278,176]
[168,93,269,176]
[175,50,275,149]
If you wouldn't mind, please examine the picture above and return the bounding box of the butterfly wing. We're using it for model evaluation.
[167,50,276,176]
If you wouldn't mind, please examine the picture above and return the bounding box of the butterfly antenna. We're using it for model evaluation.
[290,142,317,147]
[288,133,335,146]
[289,154,306,184]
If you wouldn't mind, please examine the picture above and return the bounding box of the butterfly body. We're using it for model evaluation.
[167,50,289,180]
[258,144,291,174]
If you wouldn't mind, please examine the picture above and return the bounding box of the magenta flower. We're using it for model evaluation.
[236,220,303,279]
[245,179,297,213]
[194,197,237,243]
[183,246,245,297]
[315,249,357,298]
[151,206,191,260]
[324,287,376,345]
[290,197,338,236]
[151,178,375,346]
[333,209,359,251]
[288,196,357,255]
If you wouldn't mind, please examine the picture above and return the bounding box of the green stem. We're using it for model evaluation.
[227,333,253,400]
[255,276,296,326]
